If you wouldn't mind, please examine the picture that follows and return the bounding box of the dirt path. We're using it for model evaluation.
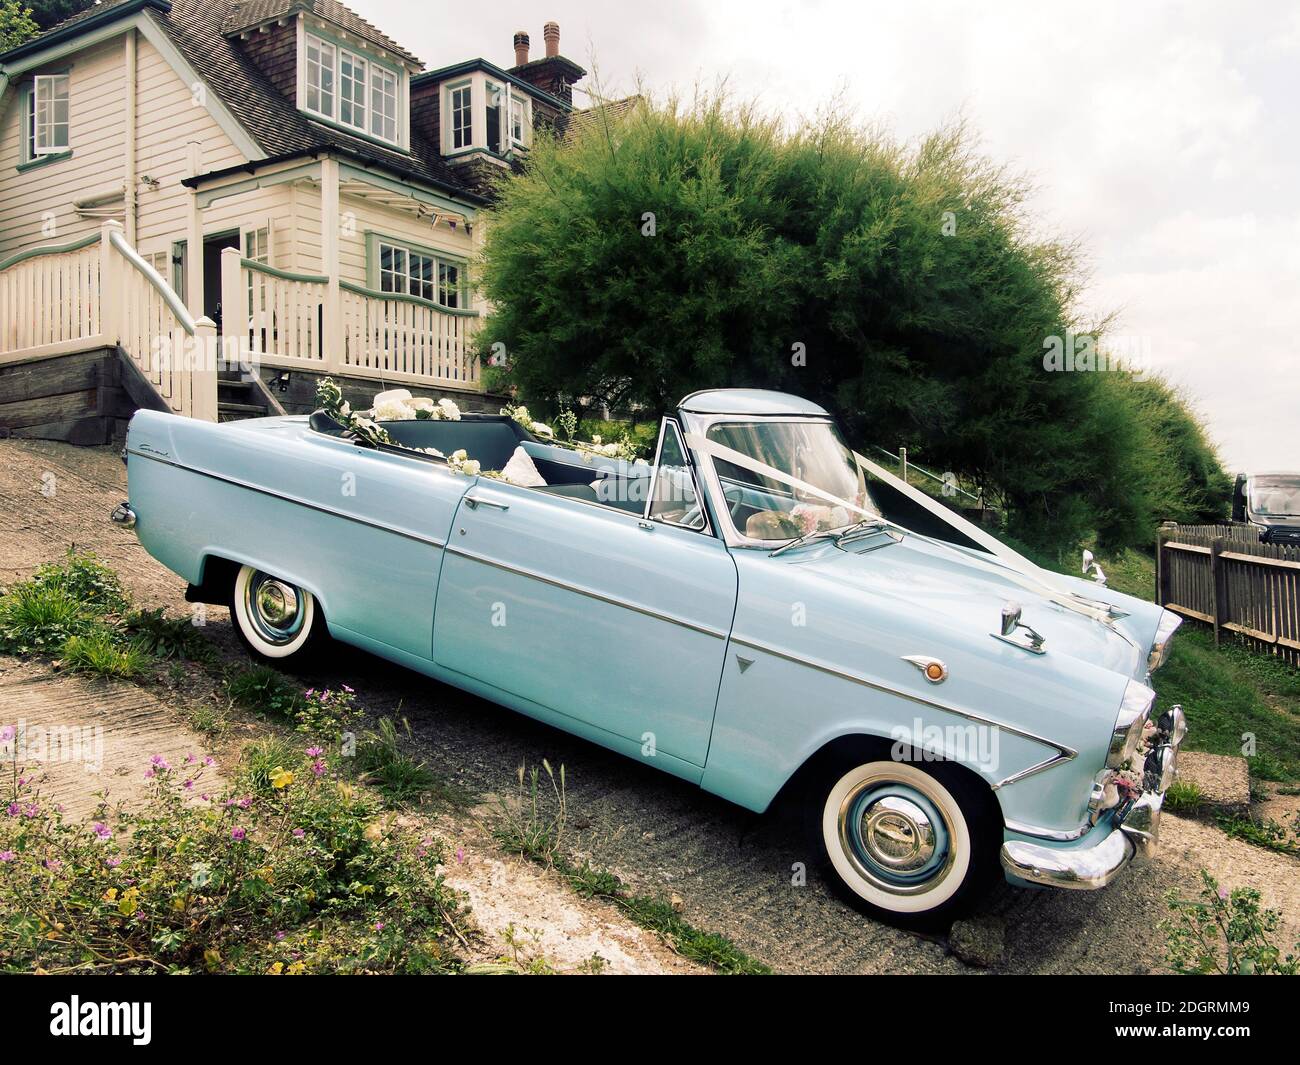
[3,438,1296,974]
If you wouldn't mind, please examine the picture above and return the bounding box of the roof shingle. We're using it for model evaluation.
[8,0,481,202]
[220,0,421,66]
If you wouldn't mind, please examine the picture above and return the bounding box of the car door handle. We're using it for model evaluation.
[464,494,509,512]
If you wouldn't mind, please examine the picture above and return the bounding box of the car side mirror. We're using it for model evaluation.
[1000,601,1022,636]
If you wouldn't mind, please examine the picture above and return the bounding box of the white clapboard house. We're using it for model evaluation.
[0,0,587,440]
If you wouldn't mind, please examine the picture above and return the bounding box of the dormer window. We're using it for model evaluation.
[440,72,530,157]
[300,28,405,149]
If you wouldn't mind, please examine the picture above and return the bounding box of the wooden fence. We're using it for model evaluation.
[1156,523,1300,667]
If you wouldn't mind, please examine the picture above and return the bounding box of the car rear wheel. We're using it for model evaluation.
[230,565,323,664]
[811,754,998,925]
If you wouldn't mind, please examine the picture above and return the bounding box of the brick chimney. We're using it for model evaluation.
[511,21,585,105]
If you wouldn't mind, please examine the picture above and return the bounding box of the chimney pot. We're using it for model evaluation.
[513,31,529,67]
[543,21,560,58]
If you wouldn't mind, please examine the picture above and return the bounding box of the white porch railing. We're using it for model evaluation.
[221,249,482,391]
[0,220,218,421]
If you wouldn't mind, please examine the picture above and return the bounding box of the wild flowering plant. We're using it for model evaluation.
[295,685,361,740]
[1161,870,1299,975]
[0,745,467,974]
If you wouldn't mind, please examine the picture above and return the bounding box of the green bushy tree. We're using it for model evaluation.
[479,91,1227,552]
[0,0,38,50]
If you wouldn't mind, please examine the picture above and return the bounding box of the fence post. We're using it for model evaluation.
[1155,526,1170,606]
[899,446,908,484]
[191,316,218,422]
[220,247,246,371]
[99,220,123,346]
[1210,537,1225,648]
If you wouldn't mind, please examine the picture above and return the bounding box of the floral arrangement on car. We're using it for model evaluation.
[313,379,642,483]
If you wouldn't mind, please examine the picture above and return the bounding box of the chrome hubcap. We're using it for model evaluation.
[861,796,937,872]
[837,778,955,895]
[244,573,307,646]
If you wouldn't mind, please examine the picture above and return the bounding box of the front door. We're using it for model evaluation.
[431,420,736,768]
[202,232,240,332]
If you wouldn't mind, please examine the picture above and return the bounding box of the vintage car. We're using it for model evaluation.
[115,388,1186,922]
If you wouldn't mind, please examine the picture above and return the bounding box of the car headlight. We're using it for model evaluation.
[1147,610,1182,674]
[1107,679,1155,768]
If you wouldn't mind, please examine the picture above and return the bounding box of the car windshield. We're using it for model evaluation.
[1250,475,1300,517]
[705,420,879,541]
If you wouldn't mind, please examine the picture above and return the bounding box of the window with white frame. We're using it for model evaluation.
[485,81,503,154]
[370,66,398,142]
[303,31,402,147]
[28,74,70,157]
[449,83,472,151]
[339,47,366,130]
[378,241,464,308]
[305,35,335,117]
[510,95,527,147]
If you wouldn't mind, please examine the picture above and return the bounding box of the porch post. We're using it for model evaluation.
[220,246,247,369]
[186,140,203,316]
[99,220,123,346]
[320,155,342,371]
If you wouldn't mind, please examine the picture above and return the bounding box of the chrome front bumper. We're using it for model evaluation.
[1000,706,1184,891]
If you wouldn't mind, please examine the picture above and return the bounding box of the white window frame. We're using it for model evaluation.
[509,93,529,149]
[29,74,70,157]
[447,80,473,152]
[299,25,405,149]
[376,239,466,309]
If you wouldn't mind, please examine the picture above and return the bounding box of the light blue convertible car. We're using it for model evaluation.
[117,388,1185,922]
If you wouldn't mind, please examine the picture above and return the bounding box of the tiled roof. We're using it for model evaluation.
[8,0,484,203]
[567,95,643,138]
[221,0,421,65]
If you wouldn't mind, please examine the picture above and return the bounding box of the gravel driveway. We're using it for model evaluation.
[3,437,1296,975]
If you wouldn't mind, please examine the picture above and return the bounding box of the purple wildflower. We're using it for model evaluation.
[231,827,247,842]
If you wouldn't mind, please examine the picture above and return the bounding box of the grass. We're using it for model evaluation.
[556,855,771,974]
[352,717,463,807]
[491,761,771,974]
[1214,814,1300,858]
[1163,779,1205,815]
[0,582,99,654]
[60,630,149,679]
[126,607,216,661]
[1052,548,1300,787]
[226,664,301,720]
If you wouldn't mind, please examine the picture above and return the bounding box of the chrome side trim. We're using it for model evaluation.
[1004,818,1091,842]
[125,449,448,550]
[444,544,730,640]
[728,634,1077,777]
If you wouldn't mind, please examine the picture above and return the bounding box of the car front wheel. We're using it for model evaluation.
[230,565,324,664]
[812,755,998,925]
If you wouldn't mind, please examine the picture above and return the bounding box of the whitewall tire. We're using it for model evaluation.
[812,755,996,923]
[230,565,321,664]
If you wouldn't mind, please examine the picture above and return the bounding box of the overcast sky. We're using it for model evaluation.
[366,0,1298,473]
